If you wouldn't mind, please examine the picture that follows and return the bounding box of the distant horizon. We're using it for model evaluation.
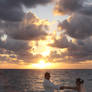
[0,68,92,70]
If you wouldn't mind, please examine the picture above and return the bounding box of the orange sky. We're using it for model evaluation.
[0,61,92,69]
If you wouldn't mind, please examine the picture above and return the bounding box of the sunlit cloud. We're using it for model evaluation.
[29,40,52,56]
[0,34,7,42]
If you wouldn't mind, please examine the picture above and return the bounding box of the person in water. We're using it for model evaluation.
[43,72,86,92]
[75,78,86,92]
[43,72,77,92]
[43,72,64,92]
[62,78,86,92]
[63,78,86,92]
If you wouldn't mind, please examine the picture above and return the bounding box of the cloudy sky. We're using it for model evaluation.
[0,0,92,69]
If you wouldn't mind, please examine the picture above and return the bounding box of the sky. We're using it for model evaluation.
[0,0,92,69]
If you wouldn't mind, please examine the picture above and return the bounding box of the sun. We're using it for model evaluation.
[39,60,47,68]
[41,50,50,57]
[31,60,52,69]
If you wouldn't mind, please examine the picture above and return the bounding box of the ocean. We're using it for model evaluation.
[0,69,92,92]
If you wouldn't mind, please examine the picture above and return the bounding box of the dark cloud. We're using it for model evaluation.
[79,3,92,15]
[58,14,92,39]
[54,0,92,15]
[0,36,44,63]
[0,36,30,51]
[51,0,92,63]
[49,35,70,48]
[54,0,82,15]
[0,0,52,21]
[0,34,30,62]
[0,12,48,40]
[67,38,92,61]
[0,49,18,64]
[49,35,92,62]
[0,11,49,63]
[7,24,48,40]
[54,0,92,39]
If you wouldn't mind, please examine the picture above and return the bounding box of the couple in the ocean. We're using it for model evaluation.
[43,72,86,92]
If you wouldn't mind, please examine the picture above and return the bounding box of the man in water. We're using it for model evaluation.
[43,72,64,92]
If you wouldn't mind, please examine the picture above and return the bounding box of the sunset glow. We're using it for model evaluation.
[41,50,50,57]
[31,60,52,69]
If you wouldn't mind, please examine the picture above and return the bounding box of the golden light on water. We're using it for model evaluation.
[31,60,52,69]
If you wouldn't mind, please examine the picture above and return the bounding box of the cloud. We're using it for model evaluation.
[0,0,52,21]
[0,36,44,63]
[54,0,92,16]
[58,13,92,39]
[54,0,83,15]
[49,35,70,48]
[51,0,92,63]
[54,0,92,40]
[0,35,30,62]
[0,11,49,63]
[49,35,92,62]
[1,12,49,41]
[0,36,30,51]
[79,3,92,15]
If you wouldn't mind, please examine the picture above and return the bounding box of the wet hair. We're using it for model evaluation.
[76,78,84,84]
[44,72,50,78]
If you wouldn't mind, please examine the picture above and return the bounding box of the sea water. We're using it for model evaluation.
[0,69,92,92]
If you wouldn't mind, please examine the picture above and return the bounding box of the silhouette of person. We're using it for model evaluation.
[43,72,64,92]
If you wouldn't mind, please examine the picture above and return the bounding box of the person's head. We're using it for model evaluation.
[44,72,51,80]
[76,78,84,85]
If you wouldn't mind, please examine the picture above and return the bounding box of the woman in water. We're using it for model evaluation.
[75,78,86,92]
[63,78,86,92]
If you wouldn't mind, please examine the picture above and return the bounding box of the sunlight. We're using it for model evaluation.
[39,60,46,68]
[31,60,52,69]
[41,50,50,57]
